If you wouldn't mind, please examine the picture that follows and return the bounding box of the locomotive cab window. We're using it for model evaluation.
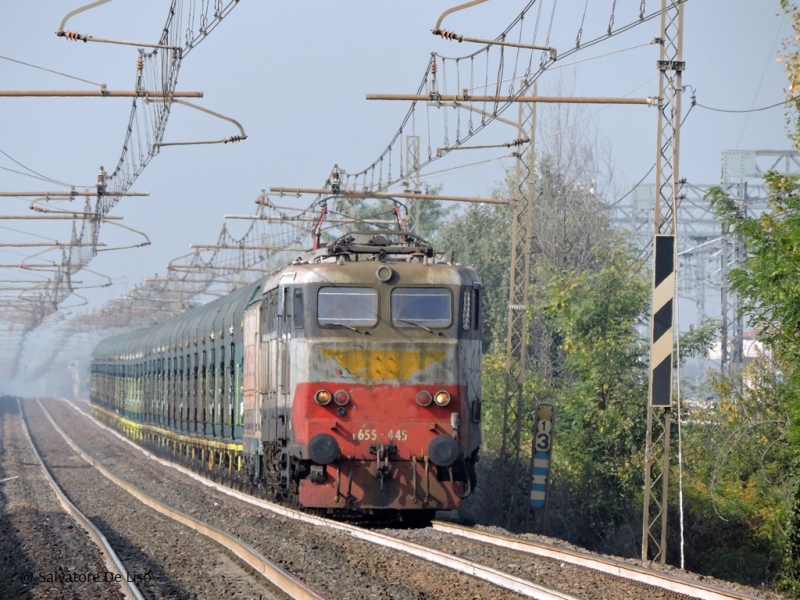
[391,288,451,328]
[317,287,378,327]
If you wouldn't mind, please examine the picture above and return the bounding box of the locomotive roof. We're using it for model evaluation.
[257,231,475,291]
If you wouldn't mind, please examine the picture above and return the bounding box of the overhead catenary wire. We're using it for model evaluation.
[590,95,693,289]
[546,41,654,71]
[8,3,697,388]
[417,154,513,181]
[736,18,785,148]
[0,147,92,188]
[0,53,104,88]
[471,40,654,90]
[0,165,83,187]
[0,225,61,242]
[0,248,58,261]
[696,95,800,114]
[0,0,246,372]
[415,76,662,217]
[340,1,683,196]
[602,99,697,278]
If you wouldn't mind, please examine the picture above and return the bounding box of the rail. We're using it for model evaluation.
[64,398,767,600]
[17,398,145,600]
[36,399,327,600]
[65,399,578,599]
[431,521,765,600]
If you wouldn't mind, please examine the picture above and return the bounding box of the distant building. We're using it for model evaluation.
[708,330,765,365]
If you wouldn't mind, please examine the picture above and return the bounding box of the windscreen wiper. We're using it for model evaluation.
[397,318,440,335]
[330,323,363,334]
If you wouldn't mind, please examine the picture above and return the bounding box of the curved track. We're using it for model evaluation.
[17,398,145,600]
[384,522,774,600]
[54,396,778,600]
[0,398,127,600]
[21,397,322,600]
[44,397,535,599]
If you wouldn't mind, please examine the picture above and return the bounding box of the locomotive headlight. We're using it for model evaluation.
[434,390,451,406]
[334,390,350,406]
[315,389,332,405]
[416,390,433,407]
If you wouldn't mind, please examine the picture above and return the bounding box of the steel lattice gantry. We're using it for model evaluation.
[612,150,800,378]
[499,102,536,531]
[642,0,684,564]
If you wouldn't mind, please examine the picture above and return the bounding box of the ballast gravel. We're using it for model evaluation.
[44,398,532,599]
[43,397,789,600]
[0,398,124,600]
[22,398,289,600]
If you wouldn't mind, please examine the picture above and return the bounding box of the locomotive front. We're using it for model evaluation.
[246,233,482,519]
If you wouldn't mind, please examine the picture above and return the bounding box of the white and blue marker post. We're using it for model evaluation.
[530,403,555,533]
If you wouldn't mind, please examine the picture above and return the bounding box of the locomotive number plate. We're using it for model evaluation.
[352,428,407,441]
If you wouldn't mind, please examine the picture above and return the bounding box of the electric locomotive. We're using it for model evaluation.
[90,230,482,521]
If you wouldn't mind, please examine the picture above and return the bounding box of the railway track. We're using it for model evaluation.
[40,397,533,599]
[50,396,780,600]
[387,523,773,600]
[16,397,143,600]
[18,397,325,600]
[0,399,127,600]
[429,522,766,600]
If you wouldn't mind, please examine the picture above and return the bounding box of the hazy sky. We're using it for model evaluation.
[0,1,793,339]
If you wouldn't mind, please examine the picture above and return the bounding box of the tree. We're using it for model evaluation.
[780,1,800,149]
[435,97,652,552]
[435,198,512,352]
[708,171,800,592]
[681,353,792,584]
[535,247,650,552]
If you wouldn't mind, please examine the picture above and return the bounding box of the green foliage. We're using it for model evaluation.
[439,160,652,550]
[773,9,800,582]
[447,130,798,590]
[779,1,800,149]
[708,177,800,431]
[680,483,785,585]
[676,318,718,365]
[534,246,650,548]
[708,171,800,591]
[783,484,800,597]
[434,201,512,351]
[450,9,800,581]
[476,350,509,456]
[681,356,792,584]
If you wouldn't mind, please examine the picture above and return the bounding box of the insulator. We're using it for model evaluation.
[505,138,528,147]
[223,135,245,144]
[439,29,460,41]
[137,57,143,70]
[63,31,85,42]
[430,60,437,74]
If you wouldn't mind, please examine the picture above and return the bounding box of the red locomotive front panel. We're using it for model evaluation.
[292,343,475,510]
